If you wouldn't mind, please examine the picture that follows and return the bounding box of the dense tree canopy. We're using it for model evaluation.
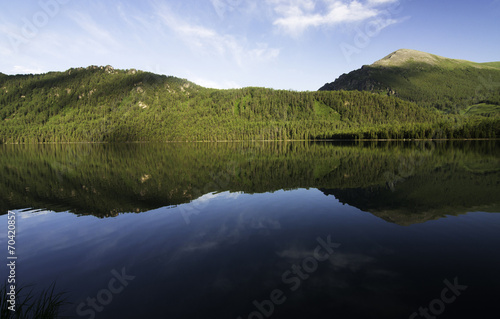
[0,66,498,143]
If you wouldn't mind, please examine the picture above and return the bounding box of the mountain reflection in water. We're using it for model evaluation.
[1,141,499,319]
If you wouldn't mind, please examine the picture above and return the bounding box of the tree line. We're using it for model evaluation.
[0,66,498,143]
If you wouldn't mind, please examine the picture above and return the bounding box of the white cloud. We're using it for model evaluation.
[210,0,233,18]
[210,0,261,19]
[367,0,398,4]
[56,10,124,59]
[154,2,279,67]
[18,209,53,218]
[249,42,281,61]
[0,20,18,56]
[271,0,402,36]
[12,65,43,74]
[116,3,135,27]
[192,77,241,89]
[68,11,120,48]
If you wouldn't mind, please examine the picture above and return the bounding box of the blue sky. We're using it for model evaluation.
[1,0,499,90]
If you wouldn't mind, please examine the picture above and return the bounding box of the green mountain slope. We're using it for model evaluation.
[0,64,498,143]
[319,49,500,116]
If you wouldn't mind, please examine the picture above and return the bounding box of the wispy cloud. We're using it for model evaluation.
[0,21,17,55]
[188,76,240,89]
[154,2,279,67]
[210,0,236,18]
[12,65,44,74]
[210,0,260,19]
[67,11,120,49]
[270,0,401,36]
[367,0,399,4]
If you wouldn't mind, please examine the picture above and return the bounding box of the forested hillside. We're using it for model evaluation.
[0,63,498,143]
[320,49,500,117]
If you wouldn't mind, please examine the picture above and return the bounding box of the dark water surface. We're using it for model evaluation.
[1,141,499,319]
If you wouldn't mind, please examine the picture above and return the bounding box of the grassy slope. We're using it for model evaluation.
[464,103,500,116]
[320,49,500,116]
[480,62,500,69]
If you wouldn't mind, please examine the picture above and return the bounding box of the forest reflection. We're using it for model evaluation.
[1,140,498,224]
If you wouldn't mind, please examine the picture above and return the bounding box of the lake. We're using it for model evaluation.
[1,141,499,319]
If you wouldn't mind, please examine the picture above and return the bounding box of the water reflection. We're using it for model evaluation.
[1,141,500,318]
[1,141,499,224]
[5,188,500,318]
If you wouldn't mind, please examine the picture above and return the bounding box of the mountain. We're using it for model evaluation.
[0,63,498,143]
[319,49,500,116]
[371,48,492,68]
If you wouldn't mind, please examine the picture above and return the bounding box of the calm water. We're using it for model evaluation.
[1,141,499,319]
